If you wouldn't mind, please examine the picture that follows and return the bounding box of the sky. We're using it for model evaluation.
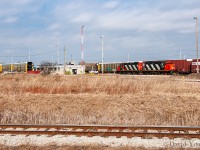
[0,0,199,65]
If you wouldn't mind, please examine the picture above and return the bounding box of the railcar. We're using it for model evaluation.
[116,61,175,74]
[0,62,39,74]
[167,59,192,74]
[11,63,27,72]
[191,59,200,73]
[1,64,11,73]
[166,59,200,74]
[98,62,122,73]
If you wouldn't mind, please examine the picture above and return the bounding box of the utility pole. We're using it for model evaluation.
[52,56,54,64]
[81,25,84,61]
[29,50,31,62]
[100,35,104,74]
[11,51,13,72]
[56,44,59,65]
[194,17,199,73]
[180,50,182,60]
[128,53,130,61]
[64,45,66,74]
[11,51,13,64]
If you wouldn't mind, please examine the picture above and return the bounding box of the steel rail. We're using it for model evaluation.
[0,130,199,139]
[0,124,200,130]
[0,124,199,139]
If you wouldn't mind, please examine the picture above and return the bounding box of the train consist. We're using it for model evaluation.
[1,59,199,75]
[96,59,200,74]
[0,62,40,74]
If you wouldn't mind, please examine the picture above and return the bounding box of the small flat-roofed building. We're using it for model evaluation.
[53,65,85,75]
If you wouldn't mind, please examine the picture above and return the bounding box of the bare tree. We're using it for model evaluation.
[40,61,56,75]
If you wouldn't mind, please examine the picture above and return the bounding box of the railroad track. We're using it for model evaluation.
[0,124,200,139]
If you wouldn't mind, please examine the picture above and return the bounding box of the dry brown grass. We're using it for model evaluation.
[0,74,199,126]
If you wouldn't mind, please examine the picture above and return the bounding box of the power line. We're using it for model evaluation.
[0,50,57,58]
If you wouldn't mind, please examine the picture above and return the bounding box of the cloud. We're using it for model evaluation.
[3,16,18,23]
[0,0,31,5]
[103,1,119,9]
[95,7,199,33]
[0,0,33,17]
[71,13,93,23]
[0,0,199,64]
[53,1,82,20]
[48,23,61,30]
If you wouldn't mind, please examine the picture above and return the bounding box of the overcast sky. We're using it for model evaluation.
[0,0,199,64]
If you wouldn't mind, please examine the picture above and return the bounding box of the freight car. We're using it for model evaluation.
[98,62,122,73]
[167,59,200,74]
[116,61,175,74]
[0,62,39,74]
[191,59,200,73]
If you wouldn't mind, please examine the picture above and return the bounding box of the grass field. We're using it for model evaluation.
[0,74,199,126]
[0,74,200,149]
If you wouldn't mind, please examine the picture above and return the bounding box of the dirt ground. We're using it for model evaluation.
[0,144,196,150]
[187,73,200,79]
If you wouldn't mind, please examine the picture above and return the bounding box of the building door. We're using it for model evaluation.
[72,69,77,74]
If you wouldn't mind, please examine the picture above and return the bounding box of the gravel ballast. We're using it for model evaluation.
[0,135,200,149]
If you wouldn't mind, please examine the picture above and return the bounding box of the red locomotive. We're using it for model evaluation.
[116,61,175,74]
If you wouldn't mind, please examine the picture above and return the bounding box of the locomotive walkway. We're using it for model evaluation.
[0,124,200,139]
